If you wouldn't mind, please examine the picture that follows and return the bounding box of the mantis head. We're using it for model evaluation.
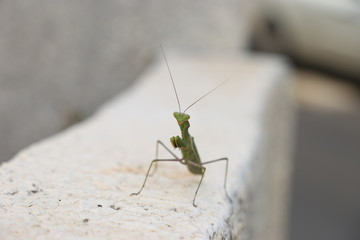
[173,112,190,126]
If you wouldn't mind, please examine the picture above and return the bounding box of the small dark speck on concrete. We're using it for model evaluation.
[97,204,102,207]
[170,208,177,212]
[27,184,42,195]
[83,218,89,223]
[6,191,18,195]
[110,204,121,211]
[143,207,148,211]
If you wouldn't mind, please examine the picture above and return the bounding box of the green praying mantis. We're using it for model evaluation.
[131,45,231,207]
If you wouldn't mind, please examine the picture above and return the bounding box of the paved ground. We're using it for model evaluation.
[290,69,360,240]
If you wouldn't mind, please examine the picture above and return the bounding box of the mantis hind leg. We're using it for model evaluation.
[150,140,179,176]
[130,158,183,196]
[202,157,232,203]
[186,160,206,207]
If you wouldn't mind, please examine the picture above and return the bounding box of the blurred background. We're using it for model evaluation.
[0,0,359,239]
[249,1,360,239]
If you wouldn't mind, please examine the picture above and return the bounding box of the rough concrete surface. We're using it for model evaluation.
[0,54,292,239]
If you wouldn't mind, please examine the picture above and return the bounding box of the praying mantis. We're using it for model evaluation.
[131,45,231,207]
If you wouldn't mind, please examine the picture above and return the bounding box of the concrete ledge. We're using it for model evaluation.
[0,54,293,239]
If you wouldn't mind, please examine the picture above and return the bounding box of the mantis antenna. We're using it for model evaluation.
[183,79,229,113]
[160,44,182,113]
[160,44,229,113]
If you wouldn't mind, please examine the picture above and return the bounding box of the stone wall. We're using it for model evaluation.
[0,0,251,162]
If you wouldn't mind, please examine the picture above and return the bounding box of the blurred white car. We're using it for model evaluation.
[250,0,360,78]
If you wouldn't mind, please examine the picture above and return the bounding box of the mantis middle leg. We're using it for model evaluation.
[130,158,184,196]
[202,157,232,203]
[149,140,179,176]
